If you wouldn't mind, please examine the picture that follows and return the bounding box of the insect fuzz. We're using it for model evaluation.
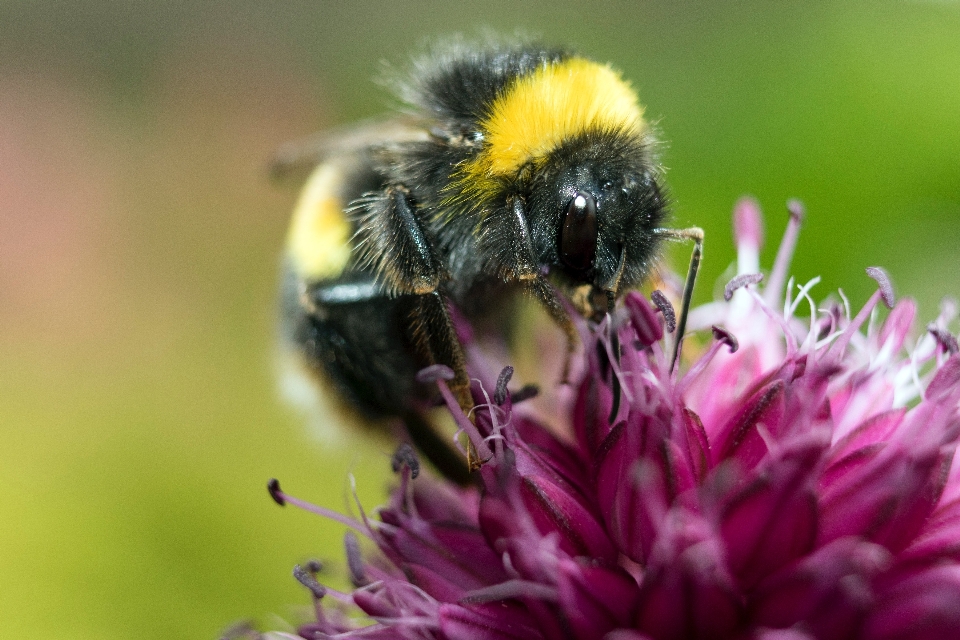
[278,43,702,482]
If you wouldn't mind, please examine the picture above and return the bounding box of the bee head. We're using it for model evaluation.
[524,132,668,320]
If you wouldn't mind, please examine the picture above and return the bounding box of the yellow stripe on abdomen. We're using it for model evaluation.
[458,58,646,202]
[286,162,352,281]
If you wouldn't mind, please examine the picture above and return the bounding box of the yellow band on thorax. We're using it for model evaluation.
[458,58,645,201]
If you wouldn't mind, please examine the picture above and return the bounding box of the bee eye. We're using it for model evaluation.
[559,191,598,272]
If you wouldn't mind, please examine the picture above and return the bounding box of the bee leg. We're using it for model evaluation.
[359,185,471,407]
[601,247,628,424]
[409,292,473,411]
[355,184,480,470]
[354,185,470,399]
[354,185,443,297]
[408,291,485,471]
[605,319,623,424]
[495,196,580,385]
[528,277,579,384]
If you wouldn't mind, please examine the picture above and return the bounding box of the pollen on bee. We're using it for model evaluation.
[457,57,646,204]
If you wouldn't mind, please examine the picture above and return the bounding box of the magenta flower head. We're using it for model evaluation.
[260,199,960,640]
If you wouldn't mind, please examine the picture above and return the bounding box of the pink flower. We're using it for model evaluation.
[260,198,960,640]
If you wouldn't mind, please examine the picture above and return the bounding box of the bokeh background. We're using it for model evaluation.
[2,1,958,638]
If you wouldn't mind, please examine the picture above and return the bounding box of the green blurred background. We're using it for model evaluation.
[1,1,958,638]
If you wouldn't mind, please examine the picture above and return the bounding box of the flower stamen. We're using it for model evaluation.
[764,199,805,308]
[928,324,959,356]
[344,531,369,588]
[417,364,493,462]
[651,289,677,333]
[293,561,326,600]
[831,268,895,357]
[267,478,371,536]
[724,273,765,302]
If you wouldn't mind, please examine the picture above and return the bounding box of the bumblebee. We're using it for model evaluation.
[277,42,702,482]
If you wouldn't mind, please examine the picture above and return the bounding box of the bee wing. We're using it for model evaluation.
[270,115,431,181]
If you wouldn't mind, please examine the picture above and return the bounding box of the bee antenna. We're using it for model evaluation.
[653,227,704,372]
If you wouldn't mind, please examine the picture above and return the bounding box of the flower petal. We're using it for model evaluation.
[720,439,822,588]
[714,379,786,469]
[521,475,617,561]
[818,403,957,551]
[625,291,664,346]
[574,374,617,454]
[636,511,741,640]
[595,415,674,563]
[926,354,960,403]
[898,497,960,568]
[864,565,960,639]
[751,537,890,637]
[439,602,545,640]
[557,559,640,640]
